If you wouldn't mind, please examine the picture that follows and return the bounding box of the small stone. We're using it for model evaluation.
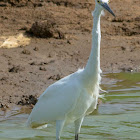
[121,46,126,51]
[9,66,23,73]
[30,62,36,65]
[22,49,31,55]
[34,47,39,51]
[39,67,46,71]
[67,40,71,44]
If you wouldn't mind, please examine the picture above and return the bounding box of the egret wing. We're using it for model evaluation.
[28,74,82,125]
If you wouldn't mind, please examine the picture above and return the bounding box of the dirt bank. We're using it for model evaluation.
[0,0,140,108]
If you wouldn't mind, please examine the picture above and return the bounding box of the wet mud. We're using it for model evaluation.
[0,0,140,108]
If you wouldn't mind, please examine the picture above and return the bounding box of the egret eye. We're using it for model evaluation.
[97,0,100,3]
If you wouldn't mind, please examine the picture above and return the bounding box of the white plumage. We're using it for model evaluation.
[27,0,115,140]
[28,69,96,125]
[27,68,100,130]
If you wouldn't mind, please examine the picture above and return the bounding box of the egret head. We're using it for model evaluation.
[96,0,115,17]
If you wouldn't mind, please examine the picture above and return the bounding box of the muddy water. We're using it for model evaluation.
[0,73,140,140]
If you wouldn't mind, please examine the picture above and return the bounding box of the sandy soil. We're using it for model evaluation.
[0,0,140,109]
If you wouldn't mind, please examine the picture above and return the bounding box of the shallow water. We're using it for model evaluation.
[0,73,140,140]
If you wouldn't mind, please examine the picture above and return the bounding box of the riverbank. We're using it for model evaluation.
[0,0,140,108]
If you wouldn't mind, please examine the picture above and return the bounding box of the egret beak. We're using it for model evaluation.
[101,3,115,17]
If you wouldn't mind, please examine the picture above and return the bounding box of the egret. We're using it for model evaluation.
[27,0,115,139]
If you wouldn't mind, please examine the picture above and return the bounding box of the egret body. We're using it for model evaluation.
[27,0,115,139]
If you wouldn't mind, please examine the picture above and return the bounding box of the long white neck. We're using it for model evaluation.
[82,6,102,89]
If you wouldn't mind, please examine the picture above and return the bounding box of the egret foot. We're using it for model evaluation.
[75,134,79,140]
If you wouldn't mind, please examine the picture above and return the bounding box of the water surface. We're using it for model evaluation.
[0,73,140,140]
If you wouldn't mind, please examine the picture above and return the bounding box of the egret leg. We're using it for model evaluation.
[56,120,65,140]
[74,117,84,140]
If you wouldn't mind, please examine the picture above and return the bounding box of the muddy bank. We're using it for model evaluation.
[0,0,140,108]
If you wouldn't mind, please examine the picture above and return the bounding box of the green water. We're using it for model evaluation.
[0,73,140,140]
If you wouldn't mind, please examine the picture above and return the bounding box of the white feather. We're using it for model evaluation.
[27,0,110,139]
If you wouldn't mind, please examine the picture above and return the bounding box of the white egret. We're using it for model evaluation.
[27,0,115,139]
